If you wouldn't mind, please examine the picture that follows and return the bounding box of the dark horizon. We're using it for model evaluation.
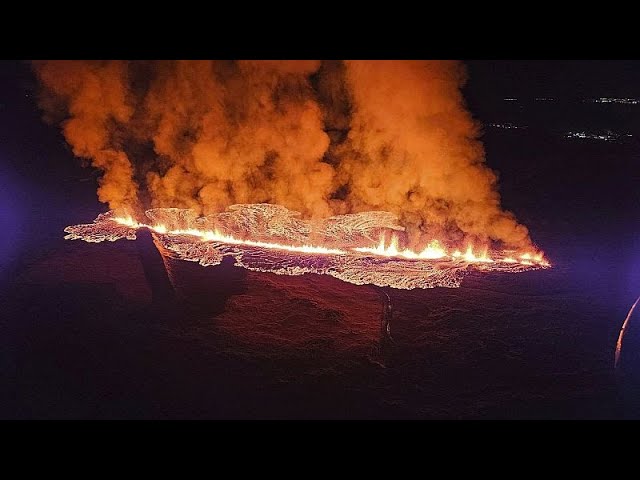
[466,60,640,100]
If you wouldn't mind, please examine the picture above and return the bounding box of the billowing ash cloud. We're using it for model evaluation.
[34,60,139,210]
[33,60,532,249]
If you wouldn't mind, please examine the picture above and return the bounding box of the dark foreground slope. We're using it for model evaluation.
[0,229,634,419]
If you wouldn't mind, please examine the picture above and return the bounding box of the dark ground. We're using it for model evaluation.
[1,60,639,419]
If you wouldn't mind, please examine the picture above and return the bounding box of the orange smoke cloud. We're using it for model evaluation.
[33,60,138,213]
[33,60,533,249]
[335,60,530,248]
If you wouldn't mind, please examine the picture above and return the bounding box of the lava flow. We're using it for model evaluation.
[112,215,348,256]
[64,204,550,290]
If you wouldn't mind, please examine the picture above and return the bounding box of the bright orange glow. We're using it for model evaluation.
[353,236,447,260]
[112,216,550,267]
[458,245,493,263]
[419,240,448,259]
[113,216,347,255]
[113,215,141,229]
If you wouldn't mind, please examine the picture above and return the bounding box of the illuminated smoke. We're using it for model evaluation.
[140,60,333,218]
[33,60,138,213]
[334,60,530,249]
[33,60,534,249]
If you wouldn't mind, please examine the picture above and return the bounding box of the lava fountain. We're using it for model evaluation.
[64,204,550,291]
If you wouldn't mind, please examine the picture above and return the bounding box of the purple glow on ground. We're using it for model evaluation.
[0,158,26,281]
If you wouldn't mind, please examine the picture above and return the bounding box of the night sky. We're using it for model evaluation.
[466,60,640,100]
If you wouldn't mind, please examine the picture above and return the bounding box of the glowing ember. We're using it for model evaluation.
[64,205,550,290]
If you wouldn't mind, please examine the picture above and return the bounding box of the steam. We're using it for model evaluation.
[33,60,533,249]
[335,60,530,248]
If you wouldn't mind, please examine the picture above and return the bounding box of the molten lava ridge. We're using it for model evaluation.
[64,204,550,290]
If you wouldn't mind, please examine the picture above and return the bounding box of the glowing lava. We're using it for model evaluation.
[113,217,347,256]
[64,205,551,290]
[354,237,448,260]
[113,216,548,267]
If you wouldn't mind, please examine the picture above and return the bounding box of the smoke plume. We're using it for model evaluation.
[33,60,532,249]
